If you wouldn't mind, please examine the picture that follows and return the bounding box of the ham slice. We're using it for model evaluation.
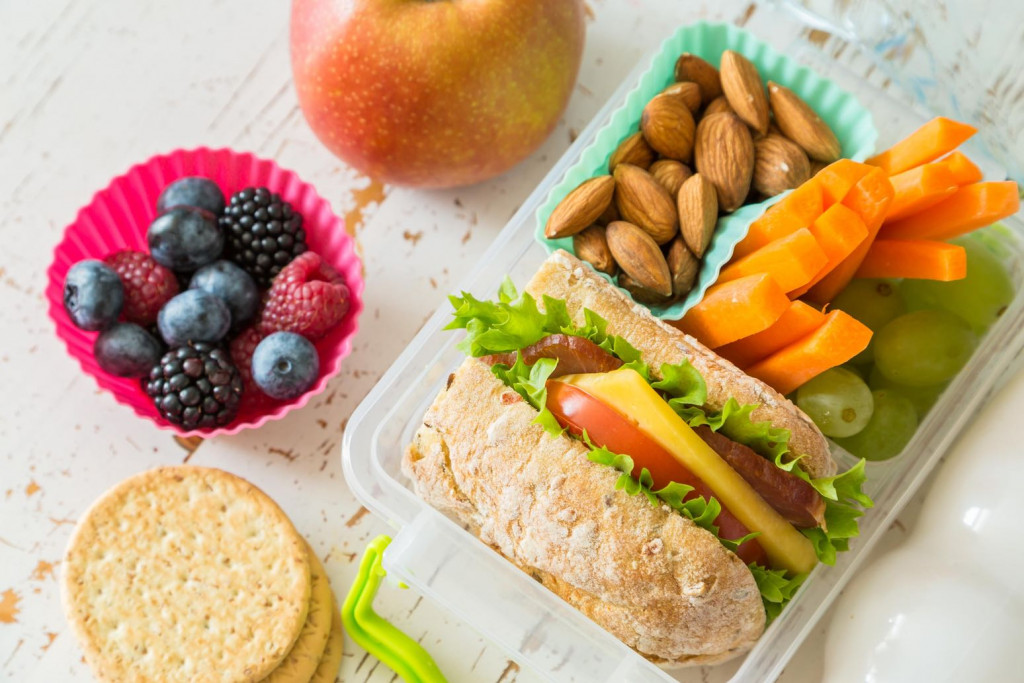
[481,334,623,377]
[695,425,825,529]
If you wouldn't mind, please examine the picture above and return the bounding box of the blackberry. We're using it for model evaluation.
[144,342,243,429]
[220,187,306,288]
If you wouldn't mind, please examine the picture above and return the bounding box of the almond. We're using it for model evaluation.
[719,50,769,136]
[809,159,828,176]
[677,173,718,258]
[609,131,655,172]
[649,159,692,198]
[573,225,618,276]
[768,81,841,162]
[703,95,734,118]
[660,81,702,114]
[667,235,700,298]
[694,112,754,213]
[613,163,678,245]
[606,220,673,298]
[753,134,811,197]
[595,200,620,227]
[640,94,696,162]
[618,271,672,306]
[544,175,616,239]
[673,53,722,105]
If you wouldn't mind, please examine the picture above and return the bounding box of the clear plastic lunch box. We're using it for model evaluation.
[343,5,1024,682]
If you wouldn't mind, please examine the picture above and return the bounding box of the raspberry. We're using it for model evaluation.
[229,326,264,394]
[258,253,350,340]
[104,250,179,325]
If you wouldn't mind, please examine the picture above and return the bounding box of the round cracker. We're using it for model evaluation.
[262,542,334,682]
[309,597,343,683]
[61,466,311,683]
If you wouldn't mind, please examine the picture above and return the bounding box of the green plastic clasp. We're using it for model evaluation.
[341,535,448,683]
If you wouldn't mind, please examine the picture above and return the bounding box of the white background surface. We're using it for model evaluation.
[1,1,1015,682]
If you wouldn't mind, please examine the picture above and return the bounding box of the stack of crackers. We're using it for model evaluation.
[61,466,343,683]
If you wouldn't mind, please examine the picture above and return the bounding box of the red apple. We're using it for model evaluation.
[290,0,586,188]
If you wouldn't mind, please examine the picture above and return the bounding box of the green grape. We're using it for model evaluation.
[842,362,868,380]
[900,235,1015,334]
[868,365,946,417]
[834,389,918,461]
[831,279,906,364]
[873,310,976,387]
[796,367,874,438]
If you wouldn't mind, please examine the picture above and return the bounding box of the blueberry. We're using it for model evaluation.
[157,177,225,215]
[157,290,231,346]
[252,332,319,400]
[148,206,224,272]
[63,260,124,331]
[189,260,260,325]
[93,323,163,377]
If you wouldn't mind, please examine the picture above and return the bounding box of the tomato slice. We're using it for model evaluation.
[546,378,767,566]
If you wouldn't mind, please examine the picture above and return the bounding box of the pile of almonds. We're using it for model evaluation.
[544,49,842,306]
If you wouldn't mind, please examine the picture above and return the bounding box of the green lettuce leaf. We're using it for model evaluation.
[584,439,728,540]
[801,499,866,565]
[718,401,792,461]
[651,358,791,461]
[447,289,551,356]
[748,564,806,623]
[651,360,707,406]
[491,354,563,435]
[447,281,648,376]
[773,457,872,565]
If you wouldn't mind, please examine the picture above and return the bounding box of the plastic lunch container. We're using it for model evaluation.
[343,7,1024,683]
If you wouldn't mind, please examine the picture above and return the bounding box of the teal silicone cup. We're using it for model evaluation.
[535,21,878,319]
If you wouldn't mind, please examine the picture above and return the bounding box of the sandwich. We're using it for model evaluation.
[402,250,871,666]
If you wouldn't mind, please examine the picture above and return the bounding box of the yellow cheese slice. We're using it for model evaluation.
[560,367,818,575]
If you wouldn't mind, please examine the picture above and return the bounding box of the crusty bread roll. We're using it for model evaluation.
[405,359,765,665]
[402,250,834,665]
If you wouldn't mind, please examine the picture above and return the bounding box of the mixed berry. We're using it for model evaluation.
[61,175,351,429]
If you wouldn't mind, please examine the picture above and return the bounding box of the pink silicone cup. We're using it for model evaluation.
[45,148,364,437]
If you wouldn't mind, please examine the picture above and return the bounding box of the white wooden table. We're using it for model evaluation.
[1,2,1016,682]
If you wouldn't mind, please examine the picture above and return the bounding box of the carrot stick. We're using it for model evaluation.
[804,167,895,304]
[717,228,828,293]
[745,310,873,395]
[672,273,790,349]
[814,159,872,207]
[788,203,869,298]
[880,181,1020,241]
[717,300,827,369]
[884,163,959,221]
[866,117,978,176]
[935,151,982,185]
[732,181,823,259]
[854,239,967,281]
